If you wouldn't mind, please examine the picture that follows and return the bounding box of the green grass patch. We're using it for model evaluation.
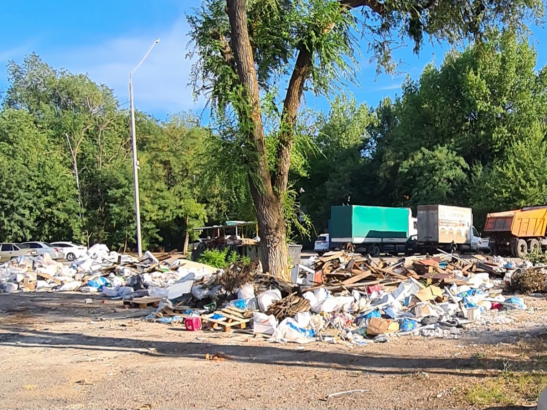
[466,372,547,406]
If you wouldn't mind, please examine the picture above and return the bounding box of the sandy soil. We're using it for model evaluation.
[0,291,546,410]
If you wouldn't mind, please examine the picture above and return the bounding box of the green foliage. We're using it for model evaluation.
[0,54,247,251]
[365,30,547,220]
[398,146,469,206]
[297,95,376,231]
[198,248,251,269]
[0,109,79,241]
[526,250,547,265]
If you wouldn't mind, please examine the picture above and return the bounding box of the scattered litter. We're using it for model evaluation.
[205,352,230,361]
[323,389,368,400]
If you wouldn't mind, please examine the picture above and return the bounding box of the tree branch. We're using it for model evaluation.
[226,0,274,197]
[212,30,235,66]
[272,0,386,194]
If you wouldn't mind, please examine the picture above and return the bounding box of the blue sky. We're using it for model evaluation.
[1,1,546,120]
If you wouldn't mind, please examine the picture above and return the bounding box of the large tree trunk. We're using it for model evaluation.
[226,0,290,280]
[249,178,290,280]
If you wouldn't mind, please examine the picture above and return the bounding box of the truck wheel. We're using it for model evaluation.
[516,239,528,259]
[527,239,540,254]
[371,245,381,257]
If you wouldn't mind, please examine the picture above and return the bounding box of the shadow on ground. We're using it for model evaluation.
[1,326,546,378]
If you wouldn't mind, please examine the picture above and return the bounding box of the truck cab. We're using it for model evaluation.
[470,226,490,252]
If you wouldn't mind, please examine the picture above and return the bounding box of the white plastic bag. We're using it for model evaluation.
[257,289,282,312]
[270,318,314,343]
[302,291,317,307]
[237,283,255,300]
[58,281,81,291]
[253,312,278,335]
[149,287,169,298]
[191,284,209,300]
[313,296,354,313]
[313,288,329,304]
[246,297,259,311]
[4,282,18,293]
[294,312,311,328]
[87,244,110,260]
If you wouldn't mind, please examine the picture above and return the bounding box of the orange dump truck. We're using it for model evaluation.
[484,206,547,257]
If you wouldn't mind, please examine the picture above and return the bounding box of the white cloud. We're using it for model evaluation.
[55,18,204,117]
[378,83,403,91]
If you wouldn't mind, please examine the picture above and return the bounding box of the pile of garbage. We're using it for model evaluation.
[1,247,545,344]
[0,244,217,298]
[142,251,546,344]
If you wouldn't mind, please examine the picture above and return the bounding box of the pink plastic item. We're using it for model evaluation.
[367,285,382,294]
[185,317,202,331]
[490,302,503,311]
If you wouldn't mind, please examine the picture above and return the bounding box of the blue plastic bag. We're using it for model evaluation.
[457,289,477,298]
[462,297,478,308]
[230,299,247,310]
[364,310,381,319]
[400,318,417,332]
[504,297,526,310]
[157,316,182,324]
[88,277,108,288]
[211,313,224,320]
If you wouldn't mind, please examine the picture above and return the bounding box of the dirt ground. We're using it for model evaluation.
[1,291,547,410]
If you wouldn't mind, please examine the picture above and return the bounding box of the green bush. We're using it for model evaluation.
[198,248,252,269]
[526,250,547,265]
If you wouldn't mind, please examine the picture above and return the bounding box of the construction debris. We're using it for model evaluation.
[1,246,544,347]
[266,293,311,320]
[0,244,215,300]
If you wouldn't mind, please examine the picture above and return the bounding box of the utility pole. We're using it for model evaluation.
[129,39,159,257]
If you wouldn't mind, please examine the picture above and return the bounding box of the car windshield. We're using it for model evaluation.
[44,243,53,247]
[18,243,30,248]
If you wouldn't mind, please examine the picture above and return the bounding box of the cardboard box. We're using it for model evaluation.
[415,285,443,302]
[366,318,399,336]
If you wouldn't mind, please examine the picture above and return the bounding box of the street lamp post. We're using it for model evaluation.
[129,39,159,257]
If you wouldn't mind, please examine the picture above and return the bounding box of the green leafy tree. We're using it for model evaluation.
[470,128,547,219]
[298,95,375,232]
[370,30,547,215]
[398,146,469,206]
[188,0,541,279]
[0,109,79,241]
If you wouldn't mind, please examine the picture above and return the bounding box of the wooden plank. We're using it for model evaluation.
[220,308,245,318]
[341,270,371,286]
[123,297,162,309]
[306,280,382,291]
[218,312,251,322]
[131,297,162,304]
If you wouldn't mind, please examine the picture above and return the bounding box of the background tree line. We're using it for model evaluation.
[298,30,547,236]
[0,54,251,251]
[0,30,546,251]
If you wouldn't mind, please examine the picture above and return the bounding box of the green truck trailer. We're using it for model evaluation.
[329,205,417,256]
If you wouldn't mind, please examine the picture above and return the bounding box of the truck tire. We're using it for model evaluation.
[527,239,540,254]
[516,239,528,259]
[371,245,381,257]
